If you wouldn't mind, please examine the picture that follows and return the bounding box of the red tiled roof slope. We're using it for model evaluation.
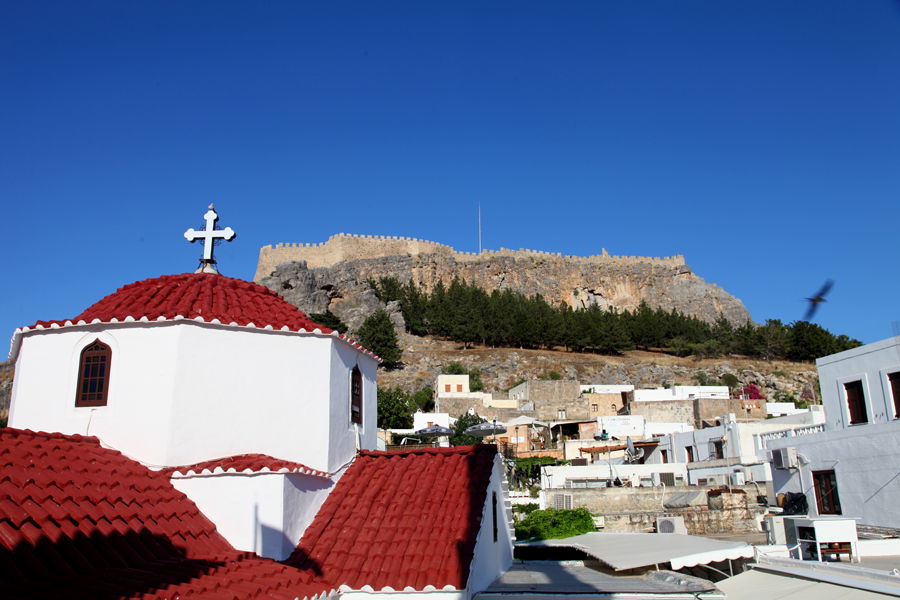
[0,428,329,600]
[286,445,497,592]
[162,454,328,478]
[33,273,331,333]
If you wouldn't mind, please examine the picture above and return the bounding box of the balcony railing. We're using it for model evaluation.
[755,423,825,446]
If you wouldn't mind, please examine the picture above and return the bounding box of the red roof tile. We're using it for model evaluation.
[286,445,497,592]
[35,273,330,333]
[0,428,331,600]
[12,272,379,361]
[161,454,328,478]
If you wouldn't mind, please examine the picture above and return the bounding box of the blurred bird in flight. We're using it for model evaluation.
[804,279,834,321]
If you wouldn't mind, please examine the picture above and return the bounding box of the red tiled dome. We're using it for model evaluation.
[33,273,332,333]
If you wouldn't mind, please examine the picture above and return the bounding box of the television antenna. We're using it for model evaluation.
[476,203,483,254]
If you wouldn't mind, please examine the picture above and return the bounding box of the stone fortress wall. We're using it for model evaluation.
[255,233,685,281]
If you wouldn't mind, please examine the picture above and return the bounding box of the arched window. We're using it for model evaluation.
[350,366,363,425]
[76,340,112,407]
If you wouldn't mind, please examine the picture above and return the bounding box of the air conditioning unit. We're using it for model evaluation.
[554,493,573,510]
[731,471,746,486]
[772,447,799,470]
[656,516,688,535]
[763,516,788,545]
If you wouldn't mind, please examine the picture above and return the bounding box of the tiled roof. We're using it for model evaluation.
[286,444,497,592]
[38,273,330,332]
[162,454,329,478]
[10,273,378,361]
[0,428,330,600]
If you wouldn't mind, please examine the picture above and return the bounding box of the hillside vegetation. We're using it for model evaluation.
[370,276,860,362]
[378,334,821,405]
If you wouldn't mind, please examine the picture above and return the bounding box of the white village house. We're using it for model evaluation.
[2,207,514,600]
[764,335,900,527]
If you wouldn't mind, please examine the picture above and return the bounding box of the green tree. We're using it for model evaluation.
[308,310,349,334]
[356,310,402,367]
[377,388,415,429]
[755,319,790,360]
[515,508,595,541]
[412,386,435,412]
[450,412,487,446]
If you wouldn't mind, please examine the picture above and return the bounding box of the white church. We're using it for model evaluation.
[2,207,514,600]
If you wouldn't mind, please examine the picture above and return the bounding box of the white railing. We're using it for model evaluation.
[756,423,826,447]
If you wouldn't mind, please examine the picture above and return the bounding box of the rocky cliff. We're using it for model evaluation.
[256,238,751,332]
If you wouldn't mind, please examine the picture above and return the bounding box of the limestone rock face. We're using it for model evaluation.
[258,252,751,328]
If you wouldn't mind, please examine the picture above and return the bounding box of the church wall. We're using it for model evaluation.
[171,471,334,561]
[328,342,378,472]
[341,591,463,600]
[169,324,334,470]
[467,454,514,596]
[9,325,178,466]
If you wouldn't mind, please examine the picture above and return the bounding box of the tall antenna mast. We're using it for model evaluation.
[477,203,483,254]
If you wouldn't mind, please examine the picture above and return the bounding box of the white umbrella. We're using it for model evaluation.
[415,424,454,438]
[464,420,506,438]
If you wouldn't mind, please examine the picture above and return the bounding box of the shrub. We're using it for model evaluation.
[514,508,595,541]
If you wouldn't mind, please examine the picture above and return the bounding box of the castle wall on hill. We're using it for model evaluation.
[254,233,685,280]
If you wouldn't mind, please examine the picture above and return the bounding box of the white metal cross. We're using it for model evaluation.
[184,204,236,272]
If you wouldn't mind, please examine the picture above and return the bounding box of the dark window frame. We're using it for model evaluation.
[844,380,868,425]
[75,339,112,407]
[685,446,694,462]
[492,491,498,543]
[888,372,900,419]
[812,470,842,515]
[350,366,363,425]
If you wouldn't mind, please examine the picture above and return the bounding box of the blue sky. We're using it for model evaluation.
[2,1,899,350]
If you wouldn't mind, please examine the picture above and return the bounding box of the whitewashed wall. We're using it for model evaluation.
[413,412,452,430]
[11,324,180,466]
[467,455,514,595]
[171,472,334,560]
[633,385,729,402]
[817,336,900,431]
[329,340,379,472]
[10,322,377,471]
[767,419,900,527]
[541,463,688,489]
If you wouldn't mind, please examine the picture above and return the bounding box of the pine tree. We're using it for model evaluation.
[356,310,402,368]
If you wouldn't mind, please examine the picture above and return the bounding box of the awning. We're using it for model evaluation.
[506,415,549,427]
[529,532,754,571]
[718,568,897,599]
[579,440,659,454]
[549,419,597,428]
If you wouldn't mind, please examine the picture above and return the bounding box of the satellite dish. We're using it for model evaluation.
[624,436,644,463]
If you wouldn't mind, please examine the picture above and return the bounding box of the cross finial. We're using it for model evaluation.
[184,204,236,274]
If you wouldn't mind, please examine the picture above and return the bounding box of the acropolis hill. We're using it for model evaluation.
[255,233,751,328]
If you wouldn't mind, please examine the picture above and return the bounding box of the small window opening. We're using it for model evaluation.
[76,340,112,407]
[813,470,842,514]
[844,380,868,425]
[492,491,498,542]
[350,366,363,425]
[888,372,900,419]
